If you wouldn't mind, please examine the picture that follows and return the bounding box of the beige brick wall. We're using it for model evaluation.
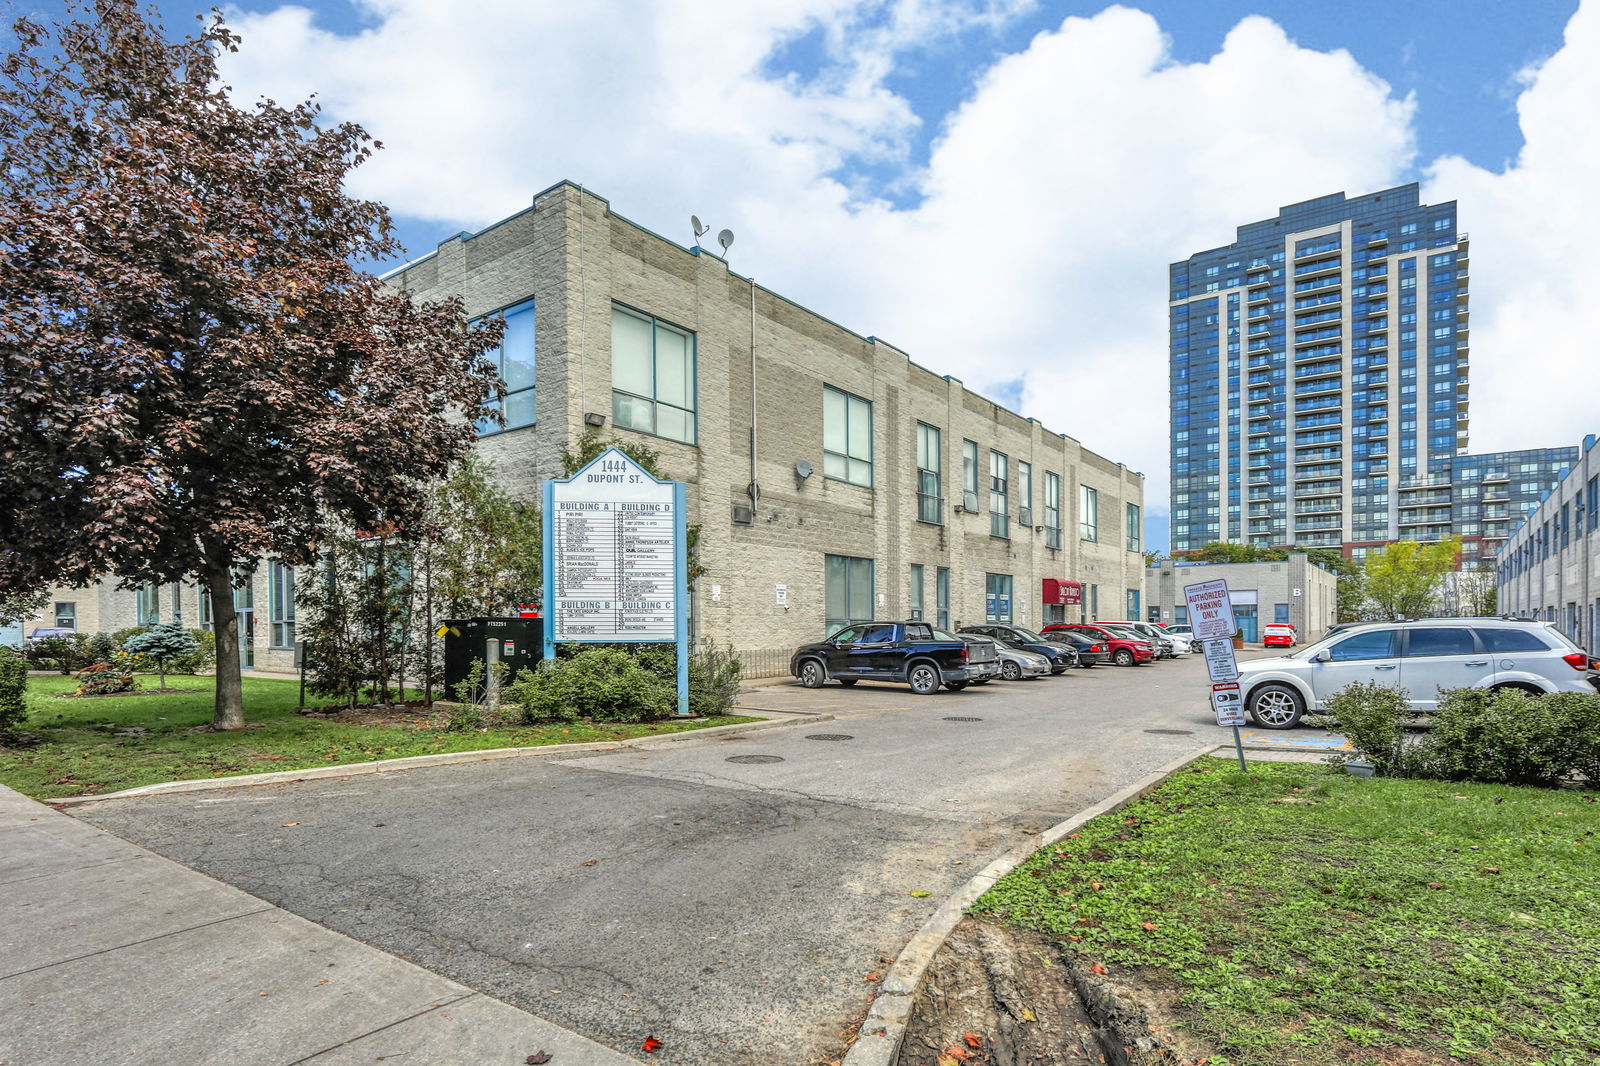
[391,181,1148,674]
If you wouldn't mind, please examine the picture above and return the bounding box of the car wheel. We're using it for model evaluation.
[908,662,942,695]
[838,678,858,686]
[798,659,826,688]
[1001,660,1023,681]
[1249,683,1304,729]
[1114,648,1135,667]
[944,680,968,692]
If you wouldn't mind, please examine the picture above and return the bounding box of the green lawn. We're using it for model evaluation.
[1,674,757,800]
[972,761,1600,1066]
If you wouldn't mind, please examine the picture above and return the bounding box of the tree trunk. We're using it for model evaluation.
[204,556,246,731]
[423,547,434,707]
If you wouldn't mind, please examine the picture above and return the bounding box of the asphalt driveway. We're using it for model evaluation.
[72,657,1225,1065]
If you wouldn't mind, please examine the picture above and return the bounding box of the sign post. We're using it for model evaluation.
[1186,578,1247,770]
[543,447,690,716]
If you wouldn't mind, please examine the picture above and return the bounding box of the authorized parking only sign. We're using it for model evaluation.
[1183,578,1237,641]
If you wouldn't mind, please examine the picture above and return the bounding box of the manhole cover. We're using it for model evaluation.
[1144,728,1195,735]
[942,716,984,722]
[725,755,785,764]
[805,734,854,742]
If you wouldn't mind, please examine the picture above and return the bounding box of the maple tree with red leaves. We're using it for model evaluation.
[0,0,504,729]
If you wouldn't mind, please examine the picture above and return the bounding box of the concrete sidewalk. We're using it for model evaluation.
[0,784,636,1066]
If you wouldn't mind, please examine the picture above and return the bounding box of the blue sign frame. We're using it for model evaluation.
[542,447,690,716]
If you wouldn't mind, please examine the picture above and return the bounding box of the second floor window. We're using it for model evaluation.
[823,386,873,486]
[990,450,1010,538]
[612,305,696,444]
[477,298,536,433]
[1126,503,1142,552]
[1044,472,1062,549]
[1017,461,1033,527]
[962,440,980,512]
[916,422,942,523]
[1080,485,1099,542]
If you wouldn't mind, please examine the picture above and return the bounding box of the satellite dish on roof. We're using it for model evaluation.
[691,215,710,247]
[718,228,735,255]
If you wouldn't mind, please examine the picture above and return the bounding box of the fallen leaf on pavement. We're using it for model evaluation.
[641,1037,663,1053]
[963,1031,983,1048]
[281,822,300,827]
[1020,1007,1037,1022]
[909,890,931,898]
[580,860,598,867]
[863,971,881,982]
[1019,828,1039,835]
[525,1053,552,1064]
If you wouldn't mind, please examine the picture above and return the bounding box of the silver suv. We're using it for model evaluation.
[1237,618,1599,729]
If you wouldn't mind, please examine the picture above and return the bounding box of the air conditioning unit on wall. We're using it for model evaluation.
[731,504,753,525]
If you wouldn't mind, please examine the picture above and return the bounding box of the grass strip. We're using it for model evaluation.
[972,760,1600,1066]
[1,675,758,800]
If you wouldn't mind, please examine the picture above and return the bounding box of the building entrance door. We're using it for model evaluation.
[238,609,255,670]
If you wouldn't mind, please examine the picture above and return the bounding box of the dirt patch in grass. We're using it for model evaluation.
[55,688,205,698]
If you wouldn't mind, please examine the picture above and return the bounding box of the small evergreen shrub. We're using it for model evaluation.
[121,622,200,688]
[74,663,137,695]
[1428,688,1600,787]
[1313,681,1420,777]
[688,642,742,718]
[0,646,28,736]
[507,649,674,723]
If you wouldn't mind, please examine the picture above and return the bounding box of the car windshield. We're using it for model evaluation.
[1007,626,1046,643]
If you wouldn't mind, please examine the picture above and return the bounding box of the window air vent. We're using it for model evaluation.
[731,504,753,525]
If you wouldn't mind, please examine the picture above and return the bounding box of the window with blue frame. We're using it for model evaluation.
[477,299,535,433]
[612,304,697,444]
[824,386,873,486]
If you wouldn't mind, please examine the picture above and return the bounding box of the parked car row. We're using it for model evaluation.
[788,617,1200,694]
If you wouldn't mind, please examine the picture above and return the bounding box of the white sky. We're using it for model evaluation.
[217,0,1600,532]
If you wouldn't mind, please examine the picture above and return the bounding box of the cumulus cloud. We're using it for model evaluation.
[1425,0,1600,458]
[213,0,1595,538]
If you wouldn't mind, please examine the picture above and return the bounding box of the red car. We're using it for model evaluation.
[1041,623,1155,666]
[1262,624,1297,647]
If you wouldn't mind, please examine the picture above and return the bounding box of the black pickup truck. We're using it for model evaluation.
[789,620,999,694]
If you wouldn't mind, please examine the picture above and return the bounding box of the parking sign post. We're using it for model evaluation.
[1187,578,1248,771]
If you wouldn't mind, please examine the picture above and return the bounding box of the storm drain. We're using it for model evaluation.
[942,716,984,722]
[805,734,854,742]
[1144,728,1194,735]
[725,755,785,764]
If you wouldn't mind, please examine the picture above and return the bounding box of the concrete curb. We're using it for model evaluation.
[47,713,830,807]
[840,743,1221,1066]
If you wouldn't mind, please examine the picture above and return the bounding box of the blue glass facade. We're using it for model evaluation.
[1169,184,1469,554]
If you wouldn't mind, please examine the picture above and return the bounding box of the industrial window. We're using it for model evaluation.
[1275,603,1290,623]
[962,440,980,511]
[269,562,296,648]
[1079,485,1099,542]
[477,299,536,433]
[1126,588,1140,619]
[909,565,925,621]
[1044,472,1062,549]
[990,451,1010,538]
[1126,503,1142,552]
[985,573,1013,623]
[53,602,76,629]
[916,423,942,524]
[824,554,874,633]
[1017,462,1033,527]
[823,386,872,486]
[613,305,696,444]
[137,584,160,626]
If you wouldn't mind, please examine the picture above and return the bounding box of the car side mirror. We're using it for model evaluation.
[1311,651,1329,663]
